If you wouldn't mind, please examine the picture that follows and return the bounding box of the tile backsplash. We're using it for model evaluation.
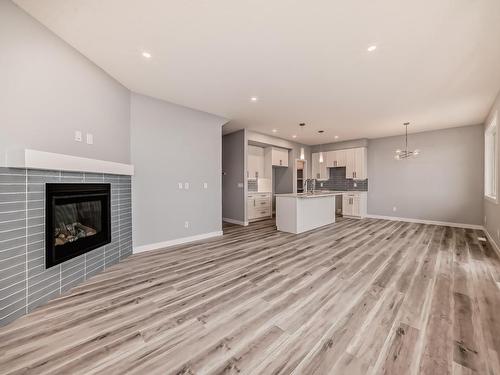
[315,167,368,191]
[248,179,258,192]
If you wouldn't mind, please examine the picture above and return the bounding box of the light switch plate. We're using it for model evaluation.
[203,182,208,189]
[86,133,93,144]
[178,183,183,189]
[74,130,82,142]
[184,182,190,190]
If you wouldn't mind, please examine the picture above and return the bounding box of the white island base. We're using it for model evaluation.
[275,193,338,234]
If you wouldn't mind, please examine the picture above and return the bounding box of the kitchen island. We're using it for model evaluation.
[275,192,344,234]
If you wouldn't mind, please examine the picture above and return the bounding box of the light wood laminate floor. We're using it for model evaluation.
[1,218,500,374]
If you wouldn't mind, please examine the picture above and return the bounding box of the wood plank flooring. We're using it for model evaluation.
[1,218,500,374]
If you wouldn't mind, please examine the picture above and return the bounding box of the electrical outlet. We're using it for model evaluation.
[393,206,397,212]
[237,182,244,188]
[184,221,189,229]
[74,130,82,142]
[203,182,208,189]
[184,182,190,190]
[320,182,324,187]
[178,183,183,189]
[353,182,357,187]
[86,133,93,144]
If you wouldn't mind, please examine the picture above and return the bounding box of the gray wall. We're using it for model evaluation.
[131,93,227,248]
[368,124,484,225]
[222,129,247,223]
[0,1,131,165]
[0,168,132,326]
[484,91,500,247]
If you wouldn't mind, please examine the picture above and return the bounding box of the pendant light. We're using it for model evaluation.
[394,122,420,160]
[299,123,305,160]
[318,130,324,163]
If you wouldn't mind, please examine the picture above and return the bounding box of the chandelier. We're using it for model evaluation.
[395,122,420,160]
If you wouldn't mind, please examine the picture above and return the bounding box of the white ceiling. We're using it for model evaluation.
[14,0,500,145]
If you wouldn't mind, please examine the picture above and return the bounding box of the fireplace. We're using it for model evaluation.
[46,183,111,268]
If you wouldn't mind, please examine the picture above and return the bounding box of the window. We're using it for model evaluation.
[485,112,498,202]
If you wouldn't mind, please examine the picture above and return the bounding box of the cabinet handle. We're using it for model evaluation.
[253,199,256,207]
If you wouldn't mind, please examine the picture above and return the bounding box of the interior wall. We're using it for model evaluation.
[222,129,247,224]
[310,139,369,153]
[484,91,500,247]
[368,124,484,226]
[0,0,131,165]
[131,93,227,249]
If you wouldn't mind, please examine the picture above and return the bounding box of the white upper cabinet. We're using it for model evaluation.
[345,147,367,180]
[328,149,346,168]
[247,145,265,179]
[313,147,367,180]
[354,147,367,179]
[311,152,329,180]
[270,147,289,167]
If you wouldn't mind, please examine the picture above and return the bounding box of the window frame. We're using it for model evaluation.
[485,112,498,204]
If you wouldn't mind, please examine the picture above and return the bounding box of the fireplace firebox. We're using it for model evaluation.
[46,183,111,268]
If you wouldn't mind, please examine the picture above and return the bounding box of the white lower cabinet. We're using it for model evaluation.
[248,192,272,221]
[342,192,367,218]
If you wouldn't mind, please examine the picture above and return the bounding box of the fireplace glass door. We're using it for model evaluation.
[46,183,111,268]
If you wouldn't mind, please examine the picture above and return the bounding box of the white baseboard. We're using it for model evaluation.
[222,217,248,226]
[133,231,223,254]
[483,228,500,254]
[365,214,483,230]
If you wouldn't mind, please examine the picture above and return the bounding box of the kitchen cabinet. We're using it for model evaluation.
[328,149,346,168]
[312,147,367,180]
[247,145,265,179]
[311,152,329,180]
[345,147,367,180]
[247,192,272,221]
[342,192,367,218]
[268,147,289,167]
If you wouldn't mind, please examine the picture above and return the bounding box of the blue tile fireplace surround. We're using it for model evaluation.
[0,167,132,326]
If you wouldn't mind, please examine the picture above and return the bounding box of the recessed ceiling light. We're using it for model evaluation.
[334,135,339,139]
[367,45,377,52]
[250,97,258,102]
[292,135,297,138]
[142,51,152,59]
[272,129,277,133]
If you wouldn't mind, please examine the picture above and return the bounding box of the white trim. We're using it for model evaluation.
[222,217,249,226]
[484,195,499,205]
[365,214,483,230]
[5,149,134,176]
[484,112,498,202]
[133,231,223,254]
[483,228,500,255]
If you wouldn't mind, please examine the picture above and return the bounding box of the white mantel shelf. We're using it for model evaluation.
[6,149,134,176]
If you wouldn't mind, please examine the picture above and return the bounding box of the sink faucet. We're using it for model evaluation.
[305,179,316,194]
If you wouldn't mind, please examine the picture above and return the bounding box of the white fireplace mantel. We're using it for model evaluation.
[5,149,134,176]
